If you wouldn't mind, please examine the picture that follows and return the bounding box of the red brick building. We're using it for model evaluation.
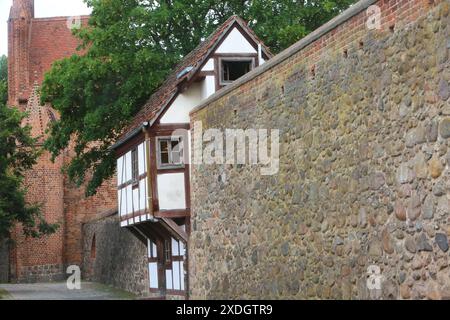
[6,0,116,282]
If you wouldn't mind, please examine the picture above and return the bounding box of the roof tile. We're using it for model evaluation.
[117,15,271,144]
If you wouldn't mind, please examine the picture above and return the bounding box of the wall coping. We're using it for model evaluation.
[31,15,90,23]
[190,0,378,115]
[83,208,119,225]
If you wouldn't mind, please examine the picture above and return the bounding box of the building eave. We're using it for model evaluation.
[110,122,148,151]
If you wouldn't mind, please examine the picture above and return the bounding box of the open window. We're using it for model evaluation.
[156,136,184,169]
[219,57,255,85]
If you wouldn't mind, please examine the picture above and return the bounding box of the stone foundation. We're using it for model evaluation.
[17,264,65,283]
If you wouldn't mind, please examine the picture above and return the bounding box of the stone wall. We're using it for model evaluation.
[189,0,450,299]
[63,166,118,270]
[0,240,9,283]
[81,213,149,296]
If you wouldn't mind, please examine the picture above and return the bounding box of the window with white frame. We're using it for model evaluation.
[219,57,254,85]
[157,136,184,169]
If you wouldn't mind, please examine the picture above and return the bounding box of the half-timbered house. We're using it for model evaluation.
[112,15,271,299]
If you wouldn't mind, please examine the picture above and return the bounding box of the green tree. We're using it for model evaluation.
[0,56,58,240]
[41,0,355,196]
[0,55,7,105]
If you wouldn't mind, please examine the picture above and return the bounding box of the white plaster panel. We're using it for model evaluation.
[201,58,214,71]
[157,173,186,210]
[166,270,173,290]
[125,151,132,182]
[215,27,256,54]
[138,143,146,175]
[117,156,124,186]
[149,263,159,289]
[160,82,203,124]
[126,185,133,214]
[139,178,147,211]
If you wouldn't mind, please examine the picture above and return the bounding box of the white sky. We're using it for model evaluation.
[0,0,92,56]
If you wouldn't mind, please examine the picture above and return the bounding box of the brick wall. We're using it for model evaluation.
[190,0,450,299]
[10,149,66,282]
[28,17,89,92]
[8,1,89,108]
[8,0,32,108]
[63,171,118,268]
[6,1,117,283]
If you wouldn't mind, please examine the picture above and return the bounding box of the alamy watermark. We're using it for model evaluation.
[172,121,280,176]
[67,16,82,31]
[366,5,382,30]
[66,265,81,290]
[367,265,382,290]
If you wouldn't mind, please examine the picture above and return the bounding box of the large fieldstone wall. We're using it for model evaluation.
[81,213,149,296]
[189,0,450,299]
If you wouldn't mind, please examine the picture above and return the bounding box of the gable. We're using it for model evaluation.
[160,25,260,124]
[113,16,272,150]
[215,27,257,54]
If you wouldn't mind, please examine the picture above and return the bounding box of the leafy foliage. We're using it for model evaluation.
[0,56,59,240]
[0,55,7,105]
[41,0,356,196]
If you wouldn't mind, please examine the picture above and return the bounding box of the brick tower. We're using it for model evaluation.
[8,0,34,110]
[8,87,66,282]
[6,0,117,282]
[7,0,65,282]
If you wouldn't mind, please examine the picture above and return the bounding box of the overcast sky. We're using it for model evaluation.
[0,0,92,56]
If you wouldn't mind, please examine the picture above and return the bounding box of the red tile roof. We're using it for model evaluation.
[115,15,271,147]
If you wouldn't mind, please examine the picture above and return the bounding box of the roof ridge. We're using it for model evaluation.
[171,15,241,73]
[114,14,270,147]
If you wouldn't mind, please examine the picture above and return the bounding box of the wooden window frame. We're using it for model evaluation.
[156,136,184,170]
[131,147,139,185]
[164,239,172,268]
[219,57,255,86]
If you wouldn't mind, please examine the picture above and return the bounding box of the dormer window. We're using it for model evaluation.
[219,57,255,85]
